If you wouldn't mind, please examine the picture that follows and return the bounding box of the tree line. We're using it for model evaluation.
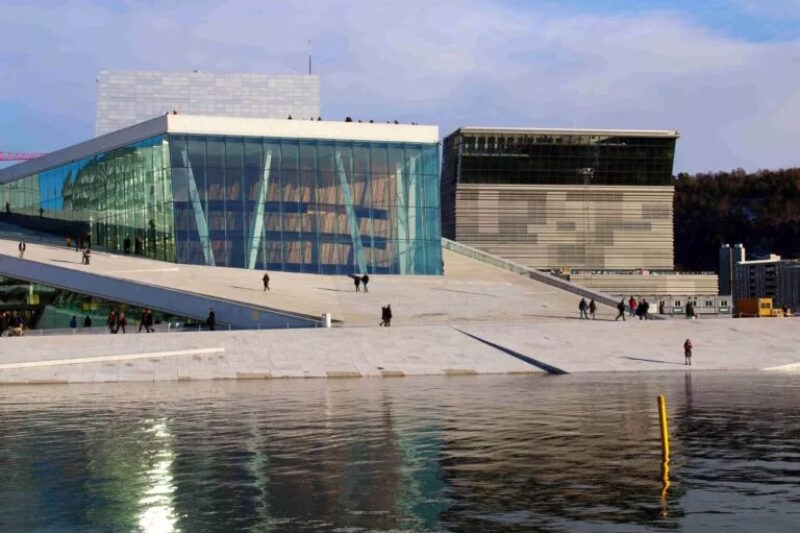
[674,167,800,271]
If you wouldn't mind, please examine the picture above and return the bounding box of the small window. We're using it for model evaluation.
[675,300,681,306]
[705,300,713,306]
[720,300,728,306]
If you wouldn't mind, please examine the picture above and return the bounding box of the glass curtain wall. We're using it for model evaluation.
[1,133,442,275]
[0,136,175,262]
[453,133,676,186]
[169,134,441,275]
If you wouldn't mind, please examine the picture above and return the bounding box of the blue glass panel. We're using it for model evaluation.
[1,132,441,274]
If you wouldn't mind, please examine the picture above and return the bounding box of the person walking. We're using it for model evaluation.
[117,311,127,334]
[579,298,588,319]
[18,239,26,259]
[384,304,392,327]
[83,315,92,328]
[361,273,369,293]
[82,247,91,265]
[684,338,693,365]
[380,306,387,326]
[628,296,637,317]
[588,299,597,319]
[69,315,77,331]
[615,299,626,321]
[107,310,117,333]
[139,309,152,333]
[641,299,650,321]
[262,272,270,291]
[206,308,216,331]
[353,275,361,292]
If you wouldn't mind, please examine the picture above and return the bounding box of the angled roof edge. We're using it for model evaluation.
[447,126,680,138]
[1,115,440,184]
[0,115,168,184]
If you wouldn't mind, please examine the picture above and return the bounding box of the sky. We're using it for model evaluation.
[1,0,799,173]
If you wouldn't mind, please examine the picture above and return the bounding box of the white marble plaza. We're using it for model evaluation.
[1,238,798,384]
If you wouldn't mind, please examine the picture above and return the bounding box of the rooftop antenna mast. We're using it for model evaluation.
[308,39,312,75]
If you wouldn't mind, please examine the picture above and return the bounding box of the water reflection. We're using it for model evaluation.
[0,373,799,531]
[138,420,177,533]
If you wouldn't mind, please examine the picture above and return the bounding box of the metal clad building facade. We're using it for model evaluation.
[96,71,320,136]
[734,258,800,313]
[442,127,679,271]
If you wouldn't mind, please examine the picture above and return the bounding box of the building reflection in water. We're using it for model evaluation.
[1,373,800,531]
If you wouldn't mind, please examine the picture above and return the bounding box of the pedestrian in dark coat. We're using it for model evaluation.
[107,310,117,333]
[140,309,154,333]
[206,308,216,331]
[361,274,369,292]
[615,299,626,321]
[684,339,693,365]
[588,299,597,319]
[579,298,588,319]
[262,272,270,291]
[353,275,361,292]
[18,240,26,259]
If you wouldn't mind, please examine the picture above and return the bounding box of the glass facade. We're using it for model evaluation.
[443,130,677,186]
[1,136,175,261]
[0,274,197,331]
[1,133,442,275]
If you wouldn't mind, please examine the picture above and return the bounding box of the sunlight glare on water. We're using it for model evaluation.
[1,372,799,532]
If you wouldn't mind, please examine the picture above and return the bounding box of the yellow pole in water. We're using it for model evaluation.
[658,394,670,462]
[658,394,671,516]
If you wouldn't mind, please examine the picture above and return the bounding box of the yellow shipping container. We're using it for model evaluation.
[737,297,773,318]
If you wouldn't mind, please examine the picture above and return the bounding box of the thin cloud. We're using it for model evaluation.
[0,0,798,173]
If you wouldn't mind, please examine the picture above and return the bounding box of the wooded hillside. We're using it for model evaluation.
[674,168,800,271]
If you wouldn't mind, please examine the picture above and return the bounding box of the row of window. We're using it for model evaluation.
[169,135,439,176]
[455,134,676,150]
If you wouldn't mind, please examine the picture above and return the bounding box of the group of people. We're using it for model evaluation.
[353,274,370,292]
[106,310,128,333]
[103,308,156,334]
[63,235,94,264]
[578,298,597,319]
[0,311,25,337]
[69,315,93,329]
[625,296,651,320]
[122,236,145,255]
[66,234,91,251]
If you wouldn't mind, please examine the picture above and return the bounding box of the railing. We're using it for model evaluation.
[442,237,664,318]
[1,318,325,338]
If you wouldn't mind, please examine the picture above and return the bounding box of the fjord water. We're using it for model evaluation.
[1,373,799,532]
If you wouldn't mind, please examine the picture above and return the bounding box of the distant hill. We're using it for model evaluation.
[674,168,800,271]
